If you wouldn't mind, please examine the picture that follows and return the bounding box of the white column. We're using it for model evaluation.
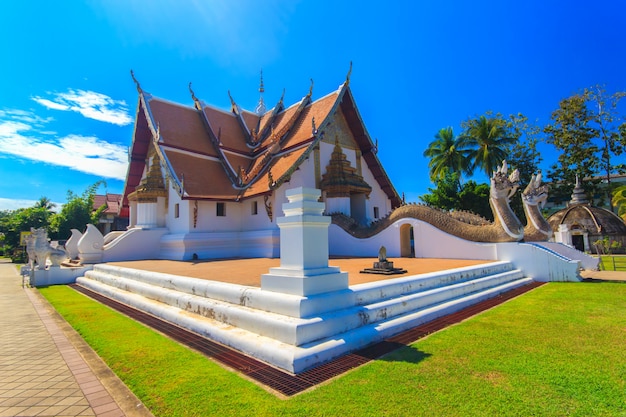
[261,187,348,296]
[136,202,158,228]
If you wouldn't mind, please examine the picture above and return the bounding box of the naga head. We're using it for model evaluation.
[490,160,520,201]
[522,172,549,208]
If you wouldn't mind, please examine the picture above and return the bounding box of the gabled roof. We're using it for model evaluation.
[93,193,122,215]
[121,77,401,213]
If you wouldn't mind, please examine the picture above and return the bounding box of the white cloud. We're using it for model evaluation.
[0,109,53,126]
[32,89,132,126]
[0,110,128,180]
[0,198,63,212]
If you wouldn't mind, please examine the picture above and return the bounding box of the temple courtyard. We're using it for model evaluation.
[106,257,493,287]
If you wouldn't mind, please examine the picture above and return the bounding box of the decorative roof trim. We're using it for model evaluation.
[338,86,402,207]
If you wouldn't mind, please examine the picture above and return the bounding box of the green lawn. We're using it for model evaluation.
[40,283,626,417]
[599,255,626,271]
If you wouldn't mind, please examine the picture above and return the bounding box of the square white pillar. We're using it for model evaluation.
[262,187,348,297]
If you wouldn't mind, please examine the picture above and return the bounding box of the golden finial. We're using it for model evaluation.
[278,88,285,107]
[227,90,236,110]
[189,82,201,110]
[259,69,265,93]
[345,61,352,86]
[130,69,142,93]
[308,78,314,97]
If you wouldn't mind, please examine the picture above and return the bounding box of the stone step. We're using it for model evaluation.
[77,262,526,347]
[75,272,533,374]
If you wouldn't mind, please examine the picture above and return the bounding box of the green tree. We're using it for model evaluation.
[419,168,461,211]
[461,115,517,178]
[2,207,52,249]
[34,196,57,212]
[423,127,472,181]
[544,93,601,204]
[504,113,543,222]
[419,169,492,220]
[544,87,626,208]
[613,184,626,221]
[50,181,106,240]
[458,180,492,221]
[505,113,543,185]
[585,86,626,211]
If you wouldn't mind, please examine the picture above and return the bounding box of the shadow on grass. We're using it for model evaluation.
[357,341,431,365]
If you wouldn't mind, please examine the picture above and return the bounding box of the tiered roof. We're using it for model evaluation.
[121,74,401,216]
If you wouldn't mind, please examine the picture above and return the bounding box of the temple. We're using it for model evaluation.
[122,70,400,260]
[23,71,601,374]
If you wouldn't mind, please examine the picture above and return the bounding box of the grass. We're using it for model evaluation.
[599,255,626,271]
[40,283,626,417]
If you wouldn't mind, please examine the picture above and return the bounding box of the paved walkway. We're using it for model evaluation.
[0,260,152,417]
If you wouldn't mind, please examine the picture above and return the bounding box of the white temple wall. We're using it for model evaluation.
[325,197,351,215]
[328,218,497,260]
[360,165,393,221]
[190,200,242,232]
[156,196,167,227]
[239,197,276,231]
[290,156,317,189]
[166,189,192,233]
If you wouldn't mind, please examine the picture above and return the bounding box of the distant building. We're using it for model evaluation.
[93,193,128,235]
[544,173,626,213]
[548,178,626,253]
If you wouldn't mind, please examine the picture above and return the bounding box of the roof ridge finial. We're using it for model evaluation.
[227,90,237,111]
[345,61,353,86]
[308,78,314,97]
[130,69,142,94]
[255,69,267,115]
[189,82,201,110]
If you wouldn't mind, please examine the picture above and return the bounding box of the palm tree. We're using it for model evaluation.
[423,127,472,181]
[34,196,56,212]
[463,116,516,177]
[612,185,626,221]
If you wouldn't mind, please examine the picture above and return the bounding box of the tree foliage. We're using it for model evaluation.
[0,205,53,258]
[544,86,626,207]
[613,185,626,221]
[423,127,472,181]
[460,115,517,178]
[419,169,492,220]
[50,181,105,240]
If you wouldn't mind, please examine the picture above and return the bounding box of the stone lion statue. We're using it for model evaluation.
[28,228,67,268]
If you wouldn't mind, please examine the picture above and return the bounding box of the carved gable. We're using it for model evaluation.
[321,107,358,150]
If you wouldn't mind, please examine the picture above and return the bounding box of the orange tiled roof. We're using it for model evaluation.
[122,80,401,208]
[93,193,122,214]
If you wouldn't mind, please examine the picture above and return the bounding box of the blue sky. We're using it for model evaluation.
[1,1,625,211]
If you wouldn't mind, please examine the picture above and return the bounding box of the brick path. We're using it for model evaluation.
[0,260,151,417]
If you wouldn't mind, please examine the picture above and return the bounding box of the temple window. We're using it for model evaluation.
[216,202,226,217]
[374,207,380,219]
[251,201,258,215]
[174,203,180,218]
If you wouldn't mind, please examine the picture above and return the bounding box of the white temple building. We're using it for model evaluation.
[121,71,399,261]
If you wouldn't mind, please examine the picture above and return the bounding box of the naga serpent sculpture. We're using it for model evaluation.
[521,172,552,241]
[332,161,526,243]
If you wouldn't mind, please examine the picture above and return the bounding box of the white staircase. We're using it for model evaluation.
[75,260,533,373]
